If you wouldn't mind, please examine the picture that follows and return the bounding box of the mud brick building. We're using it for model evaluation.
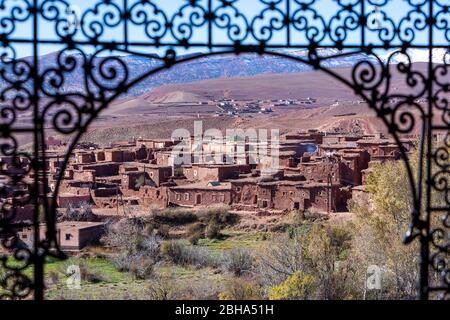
[110,139,136,148]
[56,173,114,208]
[120,163,172,189]
[278,151,297,168]
[339,149,370,186]
[18,222,105,252]
[0,155,30,176]
[287,159,342,184]
[138,186,169,209]
[58,193,92,208]
[136,138,177,149]
[75,151,96,164]
[74,162,121,178]
[183,164,251,182]
[230,177,343,212]
[90,187,121,208]
[284,129,324,145]
[357,139,400,162]
[0,204,34,227]
[154,151,175,166]
[25,130,415,216]
[168,181,232,207]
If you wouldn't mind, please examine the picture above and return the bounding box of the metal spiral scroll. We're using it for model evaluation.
[0,0,448,300]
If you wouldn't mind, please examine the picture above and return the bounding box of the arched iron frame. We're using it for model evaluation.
[0,0,449,300]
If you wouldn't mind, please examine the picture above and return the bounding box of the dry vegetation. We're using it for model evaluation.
[35,155,437,300]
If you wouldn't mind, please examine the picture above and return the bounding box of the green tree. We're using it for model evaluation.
[268,271,317,300]
[349,157,420,299]
[257,225,353,299]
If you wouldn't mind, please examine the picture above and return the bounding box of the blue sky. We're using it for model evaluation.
[4,0,447,58]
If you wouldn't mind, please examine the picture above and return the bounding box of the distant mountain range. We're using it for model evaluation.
[0,48,446,98]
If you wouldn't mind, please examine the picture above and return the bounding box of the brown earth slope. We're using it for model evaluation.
[61,63,437,145]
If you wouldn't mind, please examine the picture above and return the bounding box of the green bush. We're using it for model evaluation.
[197,206,238,226]
[218,278,262,300]
[152,209,198,225]
[160,240,221,268]
[186,223,205,245]
[156,224,170,239]
[268,271,317,300]
[205,219,221,239]
[128,256,156,280]
[160,240,185,265]
[224,248,253,277]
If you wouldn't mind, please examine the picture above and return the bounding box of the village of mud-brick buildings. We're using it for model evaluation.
[49,130,417,214]
[1,129,422,252]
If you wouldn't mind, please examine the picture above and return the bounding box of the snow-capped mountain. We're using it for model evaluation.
[0,48,446,98]
[379,48,448,64]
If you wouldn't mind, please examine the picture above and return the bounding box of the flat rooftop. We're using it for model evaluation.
[56,221,105,229]
[170,181,232,190]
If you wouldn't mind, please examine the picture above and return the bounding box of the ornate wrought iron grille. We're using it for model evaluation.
[0,0,449,300]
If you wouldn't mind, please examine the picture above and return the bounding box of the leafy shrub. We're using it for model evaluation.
[47,270,59,286]
[152,208,198,225]
[111,252,157,279]
[268,271,317,300]
[128,255,156,280]
[205,219,221,239]
[156,224,170,239]
[101,218,145,253]
[197,206,237,226]
[147,276,222,300]
[147,276,178,300]
[302,210,327,222]
[224,248,253,277]
[106,231,161,279]
[160,240,185,265]
[137,235,161,258]
[80,265,107,283]
[111,252,132,272]
[218,278,262,300]
[144,223,155,236]
[160,240,221,268]
[186,223,205,245]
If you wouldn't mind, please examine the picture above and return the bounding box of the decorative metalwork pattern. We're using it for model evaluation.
[0,0,448,300]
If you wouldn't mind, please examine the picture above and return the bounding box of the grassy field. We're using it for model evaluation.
[42,230,268,300]
[0,229,270,300]
[198,231,269,251]
[43,257,228,300]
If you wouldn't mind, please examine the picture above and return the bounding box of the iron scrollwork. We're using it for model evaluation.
[0,0,448,300]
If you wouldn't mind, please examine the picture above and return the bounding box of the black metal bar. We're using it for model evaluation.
[0,0,448,301]
[123,0,128,51]
[420,0,434,301]
[361,0,365,48]
[286,0,290,47]
[32,0,44,302]
[5,37,450,49]
[208,0,212,49]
